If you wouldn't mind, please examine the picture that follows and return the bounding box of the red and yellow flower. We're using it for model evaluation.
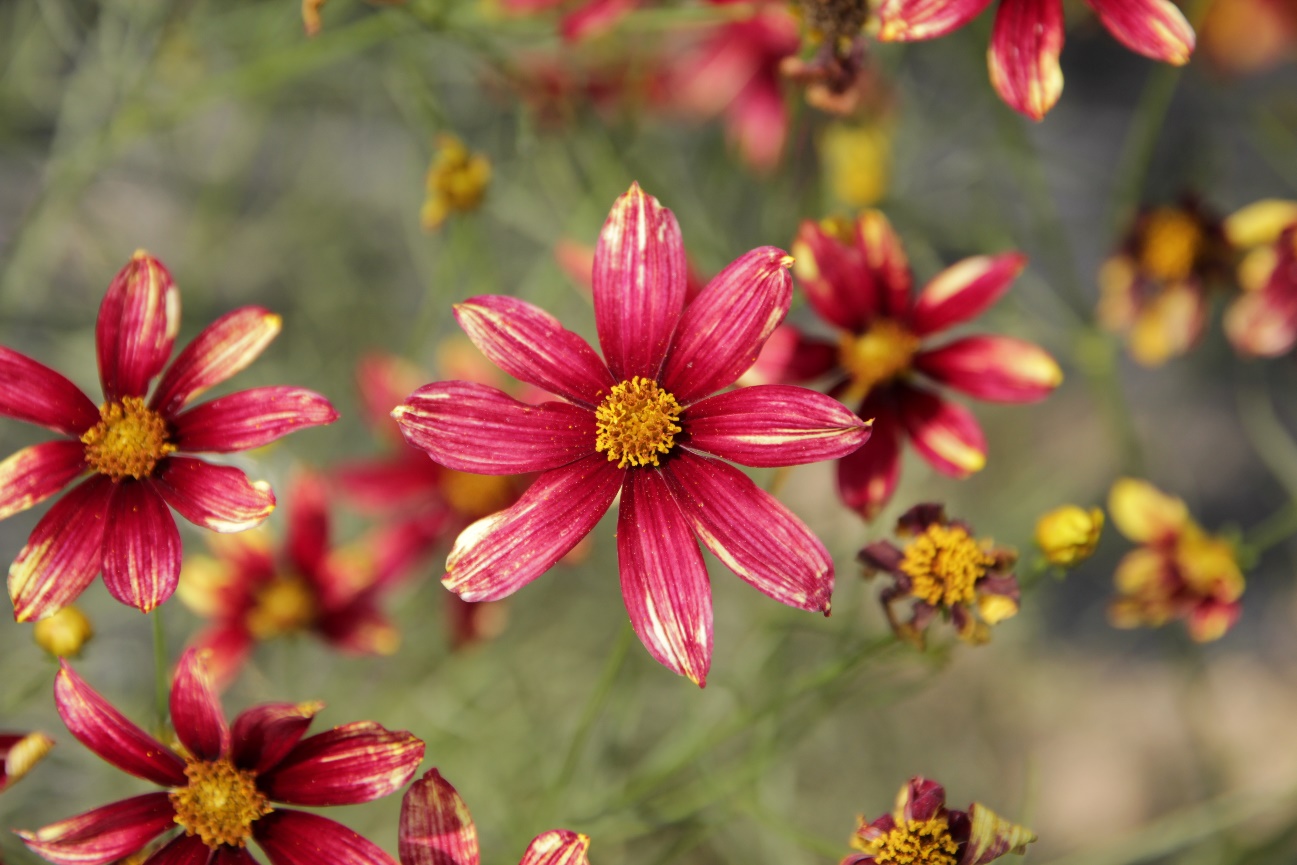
[1,731,54,793]
[874,0,1196,120]
[859,504,1021,648]
[392,183,871,685]
[1,251,337,622]
[750,211,1061,518]
[1107,478,1245,642]
[399,768,589,865]
[1222,199,1297,358]
[842,777,1035,865]
[19,649,424,865]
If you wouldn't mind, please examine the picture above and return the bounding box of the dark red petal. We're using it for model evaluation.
[790,220,876,332]
[727,73,789,172]
[454,296,614,408]
[17,793,176,865]
[661,450,833,613]
[141,833,212,865]
[876,0,996,40]
[1085,0,1195,64]
[333,455,443,512]
[169,648,230,762]
[231,701,323,774]
[101,481,181,614]
[988,0,1065,121]
[150,306,282,415]
[910,254,1027,337]
[393,382,595,475]
[444,453,622,602]
[837,401,902,519]
[9,476,113,623]
[855,211,914,320]
[519,831,592,865]
[186,624,254,693]
[914,336,1063,403]
[154,457,276,533]
[285,471,330,577]
[0,346,100,436]
[683,385,871,467]
[592,183,688,381]
[170,387,338,453]
[742,325,839,386]
[899,777,948,822]
[661,247,794,405]
[399,768,482,865]
[96,253,179,402]
[618,469,712,686]
[254,810,399,865]
[317,599,400,657]
[0,440,87,521]
[53,661,187,785]
[260,721,425,806]
[897,386,988,477]
[211,845,258,865]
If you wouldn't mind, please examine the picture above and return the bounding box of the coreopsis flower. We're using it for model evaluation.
[1222,200,1297,358]
[400,768,589,865]
[1098,199,1232,365]
[875,0,1195,120]
[422,135,492,232]
[178,471,403,689]
[1034,505,1103,568]
[32,605,94,658]
[1,732,54,792]
[392,183,872,685]
[750,211,1061,518]
[860,504,1021,648]
[1107,478,1245,642]
[20,649,424,865]
[1,251,337,622]
[842,777,1035,865]
[1201,0,1297,75]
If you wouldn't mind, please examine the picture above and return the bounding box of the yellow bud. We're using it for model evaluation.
[1035,505,1104,568]
[33,605,94,658]
[421,134,492,232]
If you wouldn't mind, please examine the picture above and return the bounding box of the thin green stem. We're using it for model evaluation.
[1244,501,1297,556]
[152,608,168,733]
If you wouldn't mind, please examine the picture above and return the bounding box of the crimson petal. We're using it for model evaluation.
[910,254,1027,337]
[231,701,323,774]
[791,220,876,332]
[286,471,330,577]
[259,721,424,806]
[1085,0,1195,64]
[743,325,839,386]
[876,0,995,40]
[96,253,179,402]
[393,382,595,475]
[0,440,88,521]
[837,399,902,519]
[520,832,592,865]
[9,475,113,623]
[0,346,100,436]
[154,457,276,533]
[914,335,1062,403]
[170,387,338,453]
[101,481,181,614]
[988,0,1065,121]
[141,834,211,865]
[254,810,399,865]
[151,306,282,416]
[897,386,987,477]
[444,453,623,602]
[399,768,482,865]
[18,793,176,865]
[662,450,833,613]
[170,648,230,762]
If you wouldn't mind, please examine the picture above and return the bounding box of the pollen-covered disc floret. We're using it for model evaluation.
[839,319,920,400]
[899,525,995,608]
[169,758,272,848]
[866,817,958,865]
[81,396,175,480]
[594,377,683,468]
[245,574,317,640]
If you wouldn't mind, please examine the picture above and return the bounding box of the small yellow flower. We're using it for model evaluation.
[822,120,892,208]
[421,135,492,232]
[1035,505,1104,568]
[32,605,94,658]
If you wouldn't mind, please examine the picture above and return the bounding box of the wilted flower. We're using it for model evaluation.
[1098,199,1232,365]
[178,471,403,689]
[874,0,1195,120]
[1,251,337,622]
[1,732,54,793]
[860,504,1021,648]
[393,183,871,685]
[32,605,94,658]
[1222,200,1297,358]
[749,211,1061,518]
[19,649,423,865]
[422,135,492,232]
[842,777,1035,865]
[1035,505,1104,568]
[1107,478,1245,642]
[400,768,590,865]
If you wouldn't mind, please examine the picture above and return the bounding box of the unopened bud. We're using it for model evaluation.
[1035,506,1104,567]
[33,605,94,658]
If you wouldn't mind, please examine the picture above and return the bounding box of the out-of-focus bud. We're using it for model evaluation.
[1035,505,1104,568]
[32,605,94,658]
[421,135,492,232]
[821,120,893,208]
[1,732,54,792]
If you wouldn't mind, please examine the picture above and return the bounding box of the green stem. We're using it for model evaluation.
[152,608,169,732]
[1244,501,1297,556]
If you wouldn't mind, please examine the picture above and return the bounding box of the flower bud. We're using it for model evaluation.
[421,135,492,232]
[1035,505,1104,567]
[1,732,54,791]
[32,605,94,658]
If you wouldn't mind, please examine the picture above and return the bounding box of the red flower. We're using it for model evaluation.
[875,0,1196,120]
[178,471,403,690]
[842,777,1035,865]
[399,768,589,865]
[1225,223,1297,359]
[1,731,54,793]
[19,649,424,865]
[1,252,338,621]
[750,211,1061,519]
[392,184,871,685]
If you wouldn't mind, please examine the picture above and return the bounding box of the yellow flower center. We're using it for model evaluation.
[1140,208,1204,282]
[442,470,515,519]
[899,525,994,608]
[868,817,959,865]
[245,575,317,641]
[81,397,175,481]
[839,319,920,401]
[170,758,272,849]
[594,377,683,469]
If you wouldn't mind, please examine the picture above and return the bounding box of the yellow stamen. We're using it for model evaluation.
[81,397,175,481]
[594,377,682,469]
[1139,208,1204,282]
[170,759,271,848]
[838,319,920,401]
[861,817,959,865]
[441,470,515,519]
[245,575,317,641]
[899,525,994,608]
